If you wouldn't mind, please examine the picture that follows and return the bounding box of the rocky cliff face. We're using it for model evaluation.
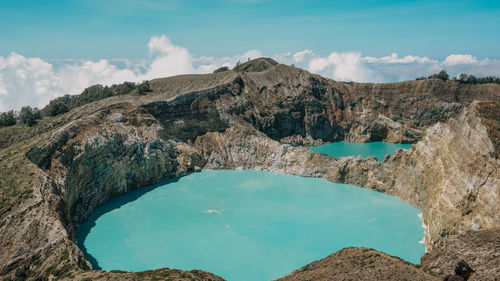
[421,227,500,281]
[236,65,469,144]
[1,58,499,280]
[367,101,500,249]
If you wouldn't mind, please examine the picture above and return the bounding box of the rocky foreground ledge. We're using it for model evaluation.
[0,58,499,280]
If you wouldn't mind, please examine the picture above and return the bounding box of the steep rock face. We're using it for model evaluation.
[0,165,91,278]
[421,228,500,281]
[231,65,498,144]
[1,61,499,279]
[476,101,500,156]
[364,101,500,249]
[142,78,244,142]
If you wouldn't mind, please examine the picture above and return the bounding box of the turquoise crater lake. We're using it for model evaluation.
[78,169,424,281]
[308,141,412,161]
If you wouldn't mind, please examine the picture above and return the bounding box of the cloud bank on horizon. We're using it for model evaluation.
[1,35,499,111]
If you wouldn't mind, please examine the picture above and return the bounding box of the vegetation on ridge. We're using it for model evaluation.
[417,70,500,84]
[40,81,151,117]
[0,106,41,127]
[0,81,152,129]
[213,66,229,73]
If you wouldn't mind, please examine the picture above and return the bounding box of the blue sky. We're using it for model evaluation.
[1,0,499,59]
[1,0,500,111]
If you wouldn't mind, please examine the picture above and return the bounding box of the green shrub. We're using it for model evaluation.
[40,81,138,117]
[0,110,17,127]
[136,80,152,94]
[454,73,500,84]
[42,96,70,116]
[428,70,449,81]
[213,66,229,73]
[18,106,41,126]
[417,71,500,84]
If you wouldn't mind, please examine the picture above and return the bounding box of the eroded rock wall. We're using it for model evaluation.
[235,65,498,144]
[364,102,500,249]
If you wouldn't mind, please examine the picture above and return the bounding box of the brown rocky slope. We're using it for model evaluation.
[276,248,439,281]
[0,58,499,280]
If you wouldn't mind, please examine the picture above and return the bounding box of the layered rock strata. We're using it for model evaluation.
[365,101,500,248]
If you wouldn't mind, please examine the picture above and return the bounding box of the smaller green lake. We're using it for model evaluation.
[308,141,412,161]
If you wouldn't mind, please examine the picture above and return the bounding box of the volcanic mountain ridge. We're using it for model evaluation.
[0,58,499,280]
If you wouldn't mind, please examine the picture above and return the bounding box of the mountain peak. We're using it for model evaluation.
[233,57,278,73]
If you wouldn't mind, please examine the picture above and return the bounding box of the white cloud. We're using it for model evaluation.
[273,52,291,63]
[293,49,312,63]
[364,53,436,64]
[143,35,195,79]
[299,50,499,83]
[442,54,478,66]
[0,37,263,111]
[0,53,59,112]
[308,51,374,82]
[1,36,499,112]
